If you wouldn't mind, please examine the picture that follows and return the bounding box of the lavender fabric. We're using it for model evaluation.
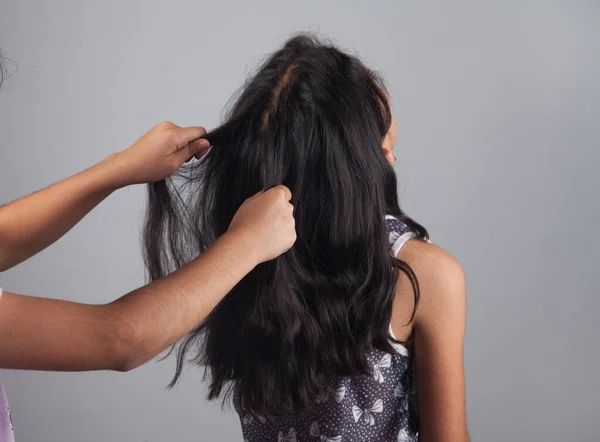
[0,377,14,442]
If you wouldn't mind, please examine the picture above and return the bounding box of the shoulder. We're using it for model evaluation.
[396,239,466,327]
[398,240,465,292]
[398,241,469,440]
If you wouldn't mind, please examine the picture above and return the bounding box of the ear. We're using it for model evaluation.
[382,144,396,165]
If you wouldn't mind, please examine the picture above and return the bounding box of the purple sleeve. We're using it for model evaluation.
[0,377,14,442]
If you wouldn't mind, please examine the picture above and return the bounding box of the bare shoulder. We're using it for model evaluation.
[396,239,466,325]
[396,240,469,440]
[399,239,465,292]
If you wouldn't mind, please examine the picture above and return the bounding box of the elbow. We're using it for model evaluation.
[113,352,139,373]
[111,339,144,373]
[107,317,147,373]
[114,359,140,373]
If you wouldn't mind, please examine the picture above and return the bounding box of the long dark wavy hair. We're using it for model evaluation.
[143,34,428,418]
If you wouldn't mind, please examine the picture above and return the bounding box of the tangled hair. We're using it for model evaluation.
[143,34,428,417]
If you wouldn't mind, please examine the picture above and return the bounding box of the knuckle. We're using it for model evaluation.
[276,185,289,197]
[166,131,178,143]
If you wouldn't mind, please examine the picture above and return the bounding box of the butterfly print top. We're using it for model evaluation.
[237,217,419,442]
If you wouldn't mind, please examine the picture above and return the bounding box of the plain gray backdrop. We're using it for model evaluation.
[1,1,599,441]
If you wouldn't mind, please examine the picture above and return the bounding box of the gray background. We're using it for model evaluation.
[1,1,599,441]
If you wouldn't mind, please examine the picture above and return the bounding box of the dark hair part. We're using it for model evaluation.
[143,34,428,417]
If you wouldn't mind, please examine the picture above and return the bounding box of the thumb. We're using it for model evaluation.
[173,126,207,148]
[269,184,292,202]
[175,138,211,163]
[189,138,211,158]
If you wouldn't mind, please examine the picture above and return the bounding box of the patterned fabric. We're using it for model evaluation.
[237,217,419,442]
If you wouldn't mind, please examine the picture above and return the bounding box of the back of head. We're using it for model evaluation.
[144,34,427,417]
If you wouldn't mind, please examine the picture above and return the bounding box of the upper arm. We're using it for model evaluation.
[398,240,468,442]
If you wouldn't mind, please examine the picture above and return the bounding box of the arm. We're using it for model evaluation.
[0,186,296,372]
[0,121,209,271]
[398,240,469,442]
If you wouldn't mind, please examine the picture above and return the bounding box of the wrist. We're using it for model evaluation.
[99,152,134,189]
[219,228,261,269]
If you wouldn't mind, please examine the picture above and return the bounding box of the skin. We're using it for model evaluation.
[0,121,296,372]
[385,110,469,442]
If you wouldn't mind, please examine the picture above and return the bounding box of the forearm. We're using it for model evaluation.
[0,230,257,371]
[0,122,211,271]
[107,230,257,371]
[0,155,122,271]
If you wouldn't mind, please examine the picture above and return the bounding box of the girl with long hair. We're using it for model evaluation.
[145,35,468,442]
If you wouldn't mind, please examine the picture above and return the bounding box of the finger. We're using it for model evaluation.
[270,184,292,201]
[173,126,207,149]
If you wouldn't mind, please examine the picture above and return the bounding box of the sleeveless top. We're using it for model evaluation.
[0,289,15,442]
[237,216,419,442]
